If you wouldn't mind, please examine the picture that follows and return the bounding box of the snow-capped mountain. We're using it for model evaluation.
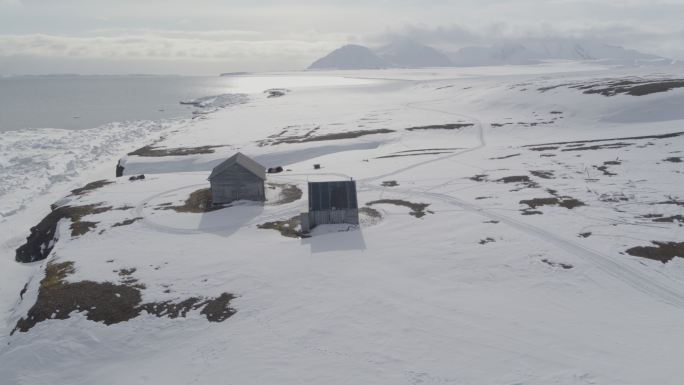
[449,39,672,67]
[449,42,539,66]
[309,39,674,70]
[308,44,389,70]
[376,39,453,68]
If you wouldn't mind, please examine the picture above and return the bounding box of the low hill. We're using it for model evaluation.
[308,44,389,70]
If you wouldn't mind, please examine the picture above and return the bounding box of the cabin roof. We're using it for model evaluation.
[308,180,358,211]
[209,152,266,181]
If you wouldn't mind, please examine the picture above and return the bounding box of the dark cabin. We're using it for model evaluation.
[301,180,359,232]
[208,153,266,205]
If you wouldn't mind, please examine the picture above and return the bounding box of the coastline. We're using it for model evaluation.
[0,92,244,328]
[0,73,382,329]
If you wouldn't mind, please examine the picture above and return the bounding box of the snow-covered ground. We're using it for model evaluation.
[1,63,683,385]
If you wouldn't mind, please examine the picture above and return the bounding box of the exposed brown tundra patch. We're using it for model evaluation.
[112,217,144,228]
[141,293,236,322]
[538,78,684,97]
[367,199,433,218]
[70,180,114,196]
[497,175,539,188]
[479,237,496,245]
[258,216,309,239]
[519,197,585,212]
[652,215,684,225]
[267,183,303,205]
[359,206,382,219]
[128,145,227,157]
[13,260,236,334]
[16,203,113,263]
[530,170,554,179]
[159,188,225,213]
[260,128,394,146]
[626,242,684,263]
[490,153,521,160]
[542,259,573,269]
[529,146,560,152]
[405,123,474,131]
[13,261,142,334]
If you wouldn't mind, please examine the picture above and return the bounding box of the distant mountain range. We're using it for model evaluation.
[308,39,675,70]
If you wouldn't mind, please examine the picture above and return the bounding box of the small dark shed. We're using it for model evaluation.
[209,153,266,204]
[301,180,359,232]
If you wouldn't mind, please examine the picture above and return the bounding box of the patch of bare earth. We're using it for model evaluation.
[530,170,554,179]
[141,293,236,322]
[367,199,432,218]
[642,215,684,225]
[542,259,573,269]
[654,197,684,207]
[257,216,308,238]
[405,123,473,131]
[112,217,144,227]
[524,131,684,149]
[529,146,560,152]
[497,175,539,189]
[490,153,521,160]
[128,145,227,157]
[626,242,684,263]
[359,207,382,219]
[16,203,113,263]
[267,183,303,205]
[70,180,114,196]
[159,189,225,213]
[538,78,684,97]
[13,260,236,334]
[470,174,488,182]
[519,195,585,215]
[261,128,394,146]
[562,142,633,152]
[394,148,463,153]
[377,151,454,159]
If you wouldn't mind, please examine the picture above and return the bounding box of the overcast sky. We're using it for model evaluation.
[1,0,683,75]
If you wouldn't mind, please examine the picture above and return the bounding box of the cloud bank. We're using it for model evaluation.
[1,0,683,74]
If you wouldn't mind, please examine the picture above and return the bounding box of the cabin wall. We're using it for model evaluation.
[308,208,359,228]
[210,164,265,204]
[303,181,360,232]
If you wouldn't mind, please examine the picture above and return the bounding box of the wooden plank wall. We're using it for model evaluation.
[211,164,265,204]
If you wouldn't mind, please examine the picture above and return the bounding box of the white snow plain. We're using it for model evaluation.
[1,63,684,385]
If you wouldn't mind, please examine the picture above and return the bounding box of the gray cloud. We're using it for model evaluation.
[1,0,683,74]
[0,33,343,74]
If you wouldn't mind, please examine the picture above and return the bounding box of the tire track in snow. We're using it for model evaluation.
[413,189,684,308]
[361,100,486,183]
[360,98,684,308]
[131,98,684,308]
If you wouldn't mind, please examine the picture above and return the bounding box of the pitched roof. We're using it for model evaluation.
[209,152,266,181]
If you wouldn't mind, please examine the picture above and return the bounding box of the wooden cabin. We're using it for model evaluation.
[301,180,359,232]
[209,153,266,205]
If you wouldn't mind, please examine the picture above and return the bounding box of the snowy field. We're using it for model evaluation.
[1,62,683,385]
